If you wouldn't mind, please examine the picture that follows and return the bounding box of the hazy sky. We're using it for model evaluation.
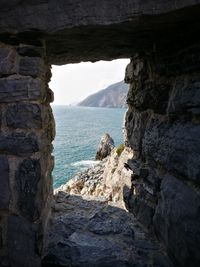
[50,59,130,105]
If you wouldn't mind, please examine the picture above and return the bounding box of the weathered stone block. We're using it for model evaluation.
[17,45,44,57]
[0,46,17,76]
[0,76,46,102]
[154,175,200,267]
[0,157,9,209]
[143,118,200,184]
[16,159,41,221]
[7,214,41,267]
[167,74,200,115]
[125,110,151,158]
[19,57,45,78]
[0,133,38,156]
[125,58,144,84]
[6,103,42,129]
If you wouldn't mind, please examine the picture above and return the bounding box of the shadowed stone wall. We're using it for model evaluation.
[0,41,54,267]
[124,46,200,267]
[0,1,199,266]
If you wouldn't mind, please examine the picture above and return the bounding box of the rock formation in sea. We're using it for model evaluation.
[95,133,115,160]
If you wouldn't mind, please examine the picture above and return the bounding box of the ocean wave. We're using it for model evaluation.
[72,160,99,167]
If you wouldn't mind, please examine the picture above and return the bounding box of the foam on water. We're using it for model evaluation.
[72,160,99,167]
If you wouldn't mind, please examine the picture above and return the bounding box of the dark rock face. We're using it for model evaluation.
[0,1,200,64]
[0,76,45,102]
[43,193,173,267]
[124,48,200,267]
[7,214,41,267]
[0,133,39,156]
[6,104,42,129]
[0,157,9,209]
[16,159,41,221]
[0,42,53,267]
[96,133,115,160]
[154,175,200,267]
[0,46,17,76]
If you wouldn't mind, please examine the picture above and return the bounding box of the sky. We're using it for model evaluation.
[50,59,130,105]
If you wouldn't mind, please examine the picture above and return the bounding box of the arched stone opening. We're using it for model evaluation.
[0,1,200,266]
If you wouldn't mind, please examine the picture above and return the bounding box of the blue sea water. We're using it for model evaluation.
[52,106,127,188]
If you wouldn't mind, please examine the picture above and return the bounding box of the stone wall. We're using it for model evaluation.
[0,41,54,267]
[124,46,200,267]
[0,2,199,266]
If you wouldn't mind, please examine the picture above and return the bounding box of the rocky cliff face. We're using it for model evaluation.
[78,81,128,108]
[124,50,200,267]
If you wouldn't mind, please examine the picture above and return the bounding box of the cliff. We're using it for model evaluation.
[78,81,128,108]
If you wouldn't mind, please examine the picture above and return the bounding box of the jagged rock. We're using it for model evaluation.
[57,145,133,205]
[43,193,173,267]
[55,158,109,199]
[124,51,200,266]
[96,133,115,160]
[154,175,200,267]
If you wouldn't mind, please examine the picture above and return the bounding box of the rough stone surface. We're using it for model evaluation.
[0,46,17,76]
[19,57,45,78]
[0,1,200,64]
[0,157,9,209]
[16,159,41,221]
[56,159,107,198]
[96,133,115,160]
[0,133,39,156]
[7,214,41,267]
[154,175,200,267]
[43,192,173,267]
[0,40,53,267]
[0,76,45,103]
[124,48,200,266]
[57,146,133,204]
[6,103,42,129]
[0,2,199,267]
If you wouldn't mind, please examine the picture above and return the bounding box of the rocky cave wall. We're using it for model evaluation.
[0,1,199,267]
[124,47,200,267]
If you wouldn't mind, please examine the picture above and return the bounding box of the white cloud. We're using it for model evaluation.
[50,59,130,105]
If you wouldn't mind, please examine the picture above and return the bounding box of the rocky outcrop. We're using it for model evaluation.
[44,145,173,267]
[55,158,108,198]
[43,192,173,267]
[78,81,128,108]
[96,133,115,160]
[56,145,133,204]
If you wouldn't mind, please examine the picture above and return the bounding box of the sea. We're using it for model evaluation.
[52,106,127,188]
